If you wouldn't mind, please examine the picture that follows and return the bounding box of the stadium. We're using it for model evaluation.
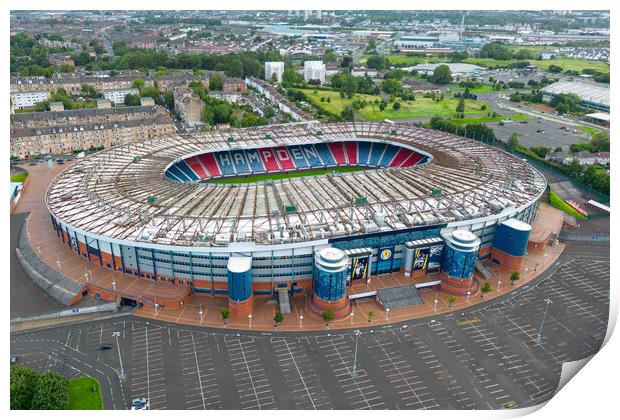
[45,121,547,318]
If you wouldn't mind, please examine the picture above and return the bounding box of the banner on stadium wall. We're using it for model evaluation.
[378,246,394,263]
[426,244,443,274]
[350,256,369,282]
[413,247,430,271]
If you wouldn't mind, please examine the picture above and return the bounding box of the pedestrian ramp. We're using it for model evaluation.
[277,288,291,314]
[377,284,424,311]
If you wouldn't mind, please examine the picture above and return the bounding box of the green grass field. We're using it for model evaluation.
[549,190,588,220]
[449,83,501,93]
[67,377,104,410]
[449,113,533,125]
[208,167,365,184]
[464,57,609,73]
[296,88,490,121]
[359,54,445,66]
[360,53,609,74]
[576,125,604,137]
[11,173,28,182]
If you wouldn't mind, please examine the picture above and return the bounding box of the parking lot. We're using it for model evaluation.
[11,243,609,410]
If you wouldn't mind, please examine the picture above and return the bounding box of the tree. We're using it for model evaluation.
[274,312,284,327]
[378,102,387,112]
[548,64,563,73]
[124,93,141,106]
[220,308,231,324]
[30,371,69,410]
[132,78,145,91]
[208,75,223,91]
[322,309,334,326]
[366,55,389,70]
[510,271,520,285]
[323,49,337,64]
[340,55,353,68]
[481,281,492,298]
[507,132,520,150]
[10,365,40,410]
[381,78,402,94]
[392,101,401,110]
[429,64,452,85]
[448,295,457,308]
[456,97,465,113]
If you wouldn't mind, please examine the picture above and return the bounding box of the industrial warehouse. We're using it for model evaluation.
[45,121,548,319]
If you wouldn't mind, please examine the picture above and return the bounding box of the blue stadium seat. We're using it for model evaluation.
[301,144,324,166]
[176,160,200,181]
[230,150,251,174]
[379,144,399,167]
[357,141,371,165]
[245,149,266,173]
[214,151,236,176]
[368,143,386,167]
[166,165,188,182]
[313,143,336,166]
[288,145,310,168]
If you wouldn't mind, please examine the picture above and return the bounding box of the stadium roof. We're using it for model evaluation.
[541,79,610,109]
[46,122,546,248]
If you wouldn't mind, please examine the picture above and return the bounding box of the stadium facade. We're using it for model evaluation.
[46,122,546,317]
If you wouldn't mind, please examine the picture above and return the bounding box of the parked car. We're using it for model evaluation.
[99,343,114,350]
[10,355,17,365]
[131,397,149,410]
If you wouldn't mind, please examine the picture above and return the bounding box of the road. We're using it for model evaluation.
[10,242,609,410]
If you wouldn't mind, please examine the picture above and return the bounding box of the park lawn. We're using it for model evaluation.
[296,89,378,115]
[11,173,28,182]
[67,377,104,410]
[297,88,490,120]
[464,57,609,73]
[359,54,444,66]
[357,97,490,121]
[449,113,533,125]
[577,125,604,137]
[208,167,365,184]
[549,190,588,220]
[449,83,501,93]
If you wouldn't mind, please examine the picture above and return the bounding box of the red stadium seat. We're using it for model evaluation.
[328,142,346,165]
[198,153,221,177]
[273,147,296,170]
[186,156,208,179]
[259,148,281,172]
[389,148,413,168]
[400,152,424,168]
[344,141,357,164]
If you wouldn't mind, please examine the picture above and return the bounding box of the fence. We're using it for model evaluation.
[11,302,119,324]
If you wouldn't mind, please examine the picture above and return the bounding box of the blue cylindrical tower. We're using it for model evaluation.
[440,230,481,296]
[493,218,532,257]
[227,256,252,302]
[312,247,350,301]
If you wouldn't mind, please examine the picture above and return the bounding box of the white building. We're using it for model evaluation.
[303,61,326,85]
[10,91,51,109]
[103,88,140,105]
[351,67,378,77]
[264,62,285,84]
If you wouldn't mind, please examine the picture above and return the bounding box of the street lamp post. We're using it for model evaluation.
[352,330,362,377]
[299,315,303,328]
[466,291,471,302]
[350,312,355,325]
[433,297,438,311]
[386,308,390,320]
[536,298,553,345]
[248,314,252,329]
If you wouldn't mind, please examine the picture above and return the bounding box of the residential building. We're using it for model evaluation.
[546,151,610,166]
[140,97,156,106]
[264,62,285,83]
[351,67,378,77]
[96,98,112,109]
[10,114,175,158]
[304,61,326,84]
[10,91,51,109]
[49,101,65,112]
[104,88,140,105]
[173,85,205,127]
